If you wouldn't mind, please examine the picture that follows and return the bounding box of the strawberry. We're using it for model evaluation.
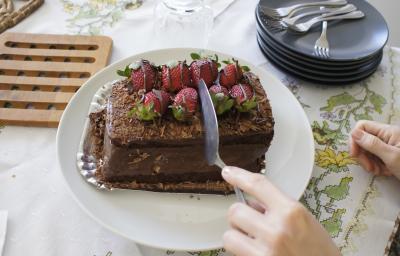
[171,88,198,121]
[132,90,170,121]
[229,84,257,112]
[219,59,243,89]
[190,58,218,88]
[161,60,191,93]
[209,84,234,115]
[130,59,159,92]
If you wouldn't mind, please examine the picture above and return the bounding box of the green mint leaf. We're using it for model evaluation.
[190,53,201,60]
[241,65,250,72]
[214,54,218,63]
[117,70,125,76]
[117,65,132,77]
[127,108,136,118]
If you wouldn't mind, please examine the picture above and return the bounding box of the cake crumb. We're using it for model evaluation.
[11,174,16,178]
[152,165,160,174]
[128,151,150,165]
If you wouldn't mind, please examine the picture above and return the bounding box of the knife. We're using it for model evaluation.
[198,79,247,203]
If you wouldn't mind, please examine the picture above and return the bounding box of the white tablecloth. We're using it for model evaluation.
[1,0,400,255]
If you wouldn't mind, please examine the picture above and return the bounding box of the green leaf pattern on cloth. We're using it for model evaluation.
[60,0,143,35]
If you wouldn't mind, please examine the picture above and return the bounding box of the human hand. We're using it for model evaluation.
[221,166,340,256]
[350,120,400,178]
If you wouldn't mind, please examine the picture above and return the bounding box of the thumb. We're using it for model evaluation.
[351,129,394,164]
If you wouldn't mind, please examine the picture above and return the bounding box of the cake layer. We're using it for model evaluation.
[102,132,269,183]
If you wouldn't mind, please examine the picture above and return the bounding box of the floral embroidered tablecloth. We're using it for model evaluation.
[0,0,399,255]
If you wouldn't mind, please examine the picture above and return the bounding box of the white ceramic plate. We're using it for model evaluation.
[56,48,314,251]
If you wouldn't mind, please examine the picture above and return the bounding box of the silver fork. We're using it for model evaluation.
[284,4,356,27]
[198,79,246,203]
[314,7,330,58]
[260,0,347,19]
[266,6,331,32]
[287,10,365,33]
[264,3,355,32]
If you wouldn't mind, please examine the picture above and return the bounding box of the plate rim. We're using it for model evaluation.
[56,47,315,251]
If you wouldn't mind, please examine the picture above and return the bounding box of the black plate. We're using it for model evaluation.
[257,0,388,61]
[258,32,382,76]
[257,35,382,79]
[257,37,382,84]
[256,17,381,69]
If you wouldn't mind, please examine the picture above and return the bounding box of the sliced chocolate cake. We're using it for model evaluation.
[89,58,274,194]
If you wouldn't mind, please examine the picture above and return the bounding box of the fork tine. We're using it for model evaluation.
[319,47,325,58]
[260,7,277,16]
[314,45,320,57]
[324,48,329,58]
[322,48,326,58]
[259,6,280,19]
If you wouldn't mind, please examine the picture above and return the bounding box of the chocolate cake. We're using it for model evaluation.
[89,59,274,194]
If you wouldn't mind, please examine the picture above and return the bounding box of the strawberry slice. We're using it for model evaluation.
[132,90,170,121]
[219,59,243,89]
[209,84,234,115]
[129,59,159,92]
[229,84,257,112]
[190,58,218,88]
[161,60,191,93]
[171,87,198,121]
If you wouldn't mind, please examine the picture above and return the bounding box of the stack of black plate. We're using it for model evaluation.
[256,0,389,84]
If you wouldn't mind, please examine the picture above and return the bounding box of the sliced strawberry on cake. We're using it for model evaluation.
[230,84,257,112]
[161,60,191,93]
[190,58,218,87]
[171,87,198,121]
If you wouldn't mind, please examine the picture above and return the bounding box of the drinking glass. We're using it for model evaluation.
[153,0,213,48]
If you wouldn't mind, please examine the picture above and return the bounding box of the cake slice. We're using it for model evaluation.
[89,59,274,194]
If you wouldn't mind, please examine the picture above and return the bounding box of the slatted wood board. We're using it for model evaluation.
[0,32,113,127]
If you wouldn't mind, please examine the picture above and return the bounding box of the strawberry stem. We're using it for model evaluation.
[236,97,257,112]
[133,102,160,121]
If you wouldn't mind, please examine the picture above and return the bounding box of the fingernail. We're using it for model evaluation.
[352,129,364,141]
[222,166,231,176]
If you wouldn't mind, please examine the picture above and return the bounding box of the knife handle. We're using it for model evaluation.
[234,186,247,204]
[216,156,247,204]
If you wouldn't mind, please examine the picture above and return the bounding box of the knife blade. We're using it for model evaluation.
[198,79,246,203]
[198,79,223,168]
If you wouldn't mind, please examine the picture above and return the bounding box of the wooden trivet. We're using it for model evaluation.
[0,32,113,127]
[0,0,44,34]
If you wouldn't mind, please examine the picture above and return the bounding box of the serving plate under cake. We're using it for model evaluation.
[56,48,314,251]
